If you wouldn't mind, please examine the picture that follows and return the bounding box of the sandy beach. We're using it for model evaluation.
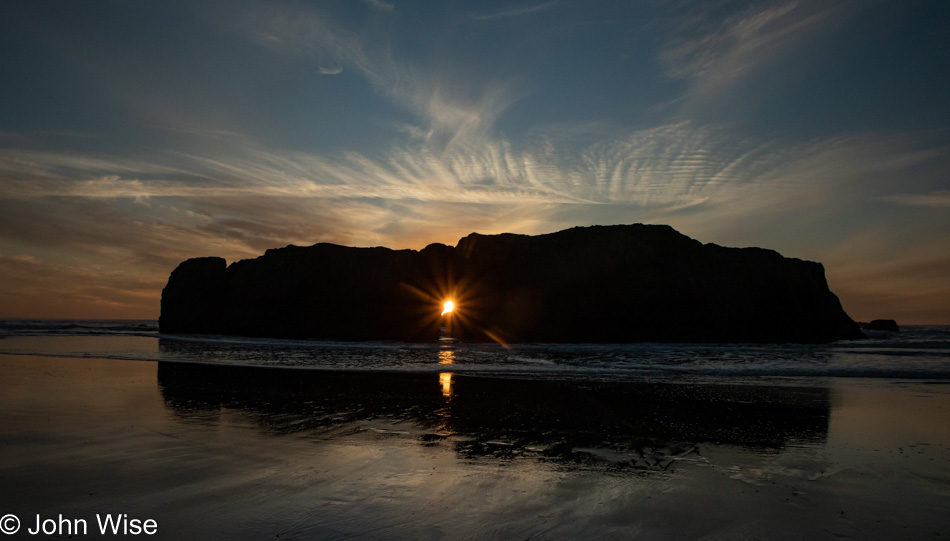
[0,352,948,539]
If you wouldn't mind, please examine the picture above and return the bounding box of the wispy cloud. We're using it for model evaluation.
[363,0,395,12]
[234,1,380,82]
[882,190,950,208]
[5,125,945,236]
[472,1,558,21]
[2,123,948,318]
[226,0,524,149]
[318,65,343,75]
[0,122,780,211]
[410,79,526,149]
[660,1,851,99]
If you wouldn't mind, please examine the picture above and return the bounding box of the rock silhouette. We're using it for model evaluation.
[858,319,900,332]
[159,224,863,343]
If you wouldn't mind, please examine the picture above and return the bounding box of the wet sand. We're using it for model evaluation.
[1,354,949,539]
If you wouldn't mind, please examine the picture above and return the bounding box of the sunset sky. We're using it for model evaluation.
[1,1,948,323]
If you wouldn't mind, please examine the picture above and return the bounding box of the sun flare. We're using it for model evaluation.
[441,300,454,316]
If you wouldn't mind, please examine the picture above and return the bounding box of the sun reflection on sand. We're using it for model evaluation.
[438,347,455,398]
[439,372,453,398]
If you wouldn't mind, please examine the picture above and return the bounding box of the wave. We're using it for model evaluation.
[0,319,158,338]
[151,331,950,382]
[2,320,948,383]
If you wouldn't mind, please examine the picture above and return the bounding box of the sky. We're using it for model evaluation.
[0,0,948,323]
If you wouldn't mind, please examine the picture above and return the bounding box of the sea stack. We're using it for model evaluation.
[858,319,900,332]
[159,224,864,344]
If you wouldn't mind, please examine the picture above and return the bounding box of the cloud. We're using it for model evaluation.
[232,1,381,83]
[659,1,851,100]
[2,117,947,319]
[225,0,524,149]
[472,1,558,21]
[5,125,945,217]
[318,65,343,75]
[363,0,395,12]
[410,78,527,149]
[882,190,950,208]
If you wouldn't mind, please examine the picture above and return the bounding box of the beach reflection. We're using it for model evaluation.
[4,355,949,539]
[438,344,455,398]
[156,362,831,467]
[438,348,455,365]
[439,372,453,398]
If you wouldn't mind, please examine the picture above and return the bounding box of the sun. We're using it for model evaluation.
[441,300,455,316]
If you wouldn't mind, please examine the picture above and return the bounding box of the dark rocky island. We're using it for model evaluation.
[160,224,863,343]
[858,319,900,333]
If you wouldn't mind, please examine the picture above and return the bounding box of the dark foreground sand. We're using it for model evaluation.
[1,354,948,539]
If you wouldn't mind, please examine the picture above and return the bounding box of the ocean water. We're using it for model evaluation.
[1,319,948,383]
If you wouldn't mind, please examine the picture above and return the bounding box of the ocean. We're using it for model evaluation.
[2,320,949,539]
[1,319,948,382]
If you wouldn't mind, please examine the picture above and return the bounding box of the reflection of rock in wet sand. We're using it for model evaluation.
[157,362,830,469]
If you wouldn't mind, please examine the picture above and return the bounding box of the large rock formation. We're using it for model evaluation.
[159,224,863,343]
